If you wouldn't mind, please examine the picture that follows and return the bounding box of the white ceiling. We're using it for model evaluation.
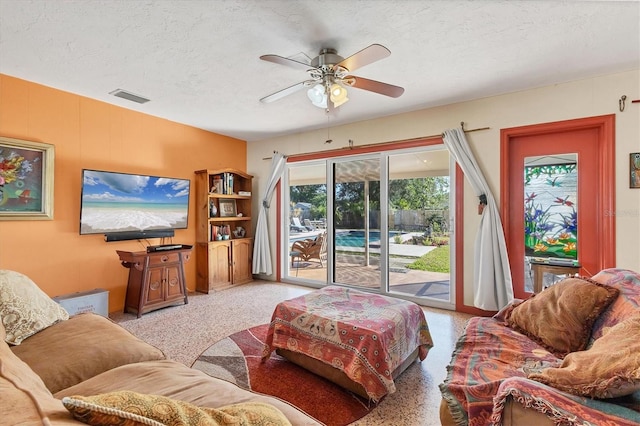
[0,1,638,142]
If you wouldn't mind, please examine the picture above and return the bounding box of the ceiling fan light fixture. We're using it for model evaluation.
[329,83,349,107]
[307,84,327,108]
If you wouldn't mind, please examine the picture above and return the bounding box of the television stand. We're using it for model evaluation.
[117,245,192,317]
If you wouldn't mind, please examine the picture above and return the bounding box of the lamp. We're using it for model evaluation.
[307,81,349,109]
[329,83,349,107]
[307,84,327,108]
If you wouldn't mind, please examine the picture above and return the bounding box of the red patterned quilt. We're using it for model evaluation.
[492,377,640,426]
[262,286,433,402]
[440,268,640,426]
[439,314,560,425]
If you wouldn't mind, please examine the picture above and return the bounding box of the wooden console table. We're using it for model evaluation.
[530,260,581,293]
[117,245,192,318]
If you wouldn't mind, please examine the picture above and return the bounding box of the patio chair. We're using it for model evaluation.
[291,217,314,232]
[291,231,327,267]
[290,217,306,233]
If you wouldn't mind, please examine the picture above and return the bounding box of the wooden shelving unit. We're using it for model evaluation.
[194,169,253,293]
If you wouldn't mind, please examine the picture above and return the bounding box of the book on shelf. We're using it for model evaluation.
[238,191,251,196]
[211,177,223,194]
[227,173,233,194]
[210,224,231,241]
[215,172,235,195]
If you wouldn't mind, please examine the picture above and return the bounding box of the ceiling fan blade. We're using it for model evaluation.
[260,54,313,71]
[336,44,391,72]
[260,81,309,103]
[346,76,404,98]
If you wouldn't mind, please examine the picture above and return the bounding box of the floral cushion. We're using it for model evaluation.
[529,314,640,398]
[62,391,292,426]
[505,276,619,356]
[0,270,69,345]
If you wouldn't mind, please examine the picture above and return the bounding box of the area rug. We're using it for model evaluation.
[191,324,375,426]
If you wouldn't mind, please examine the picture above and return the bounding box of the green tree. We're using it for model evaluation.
[290,177,448,225]
[290,184,327,220]
[389,177,449,210]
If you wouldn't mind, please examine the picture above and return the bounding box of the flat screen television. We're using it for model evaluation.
[80,169,190,240]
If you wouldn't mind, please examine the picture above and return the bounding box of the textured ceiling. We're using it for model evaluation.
[0,0,638,142]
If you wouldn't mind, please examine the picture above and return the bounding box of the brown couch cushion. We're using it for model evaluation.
[11,312,165,393]
[529,315,640,398]
[505,276,619,356]
[55,360,322,425]
[0,269,69,345]
[0,321,79,425]
[62,391,292,426]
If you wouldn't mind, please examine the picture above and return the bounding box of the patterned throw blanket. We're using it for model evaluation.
[439,314,559,425]
[440,268,640,426]
[262,286,433,402]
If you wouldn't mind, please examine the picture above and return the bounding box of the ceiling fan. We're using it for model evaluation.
[259,43,404,109]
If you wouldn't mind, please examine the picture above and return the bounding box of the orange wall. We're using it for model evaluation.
[0,74,247,313]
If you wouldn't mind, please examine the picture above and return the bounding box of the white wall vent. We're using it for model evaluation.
[109,89,150,104]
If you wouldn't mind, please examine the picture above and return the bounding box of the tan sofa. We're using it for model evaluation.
[2,312,322,425]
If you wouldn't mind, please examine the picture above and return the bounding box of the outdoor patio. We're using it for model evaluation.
[289,245,451,301]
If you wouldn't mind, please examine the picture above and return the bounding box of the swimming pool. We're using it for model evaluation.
[335,230,402,247]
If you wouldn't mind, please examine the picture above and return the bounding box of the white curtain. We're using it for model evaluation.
[442,128,513,310]
[252,152,287,275]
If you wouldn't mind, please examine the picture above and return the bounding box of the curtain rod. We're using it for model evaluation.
[262,121,490,160]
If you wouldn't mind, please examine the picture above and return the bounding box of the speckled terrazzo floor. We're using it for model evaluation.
[110,281,472,426]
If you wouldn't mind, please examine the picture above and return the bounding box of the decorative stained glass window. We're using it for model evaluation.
[524,158,577,260]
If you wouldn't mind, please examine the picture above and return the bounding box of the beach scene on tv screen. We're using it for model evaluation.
[80,170,190,234]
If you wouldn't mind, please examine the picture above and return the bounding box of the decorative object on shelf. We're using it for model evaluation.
[233,226,246,238]
[210,201,217,217]
[631,152,640,188]
[219,199,237,217]
[0,136,55,220]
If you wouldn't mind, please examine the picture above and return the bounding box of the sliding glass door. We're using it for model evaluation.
[284,162,327,283]
[331,156,382,291]
[283,145,455,309]
[387,149,454,305]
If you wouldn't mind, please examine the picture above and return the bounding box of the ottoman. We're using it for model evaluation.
[262,286,433,401]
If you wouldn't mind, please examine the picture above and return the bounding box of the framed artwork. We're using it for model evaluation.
[631,153,640,188]
[0,137,55,220]
[219,199,237,217]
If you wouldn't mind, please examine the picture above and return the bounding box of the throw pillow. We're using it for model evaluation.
[529,314,640,398]
[0,270,69,345]
[505,276,619,356]
[62,391,292,426]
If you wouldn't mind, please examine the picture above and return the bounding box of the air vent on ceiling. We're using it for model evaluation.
[109,89,150,104]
